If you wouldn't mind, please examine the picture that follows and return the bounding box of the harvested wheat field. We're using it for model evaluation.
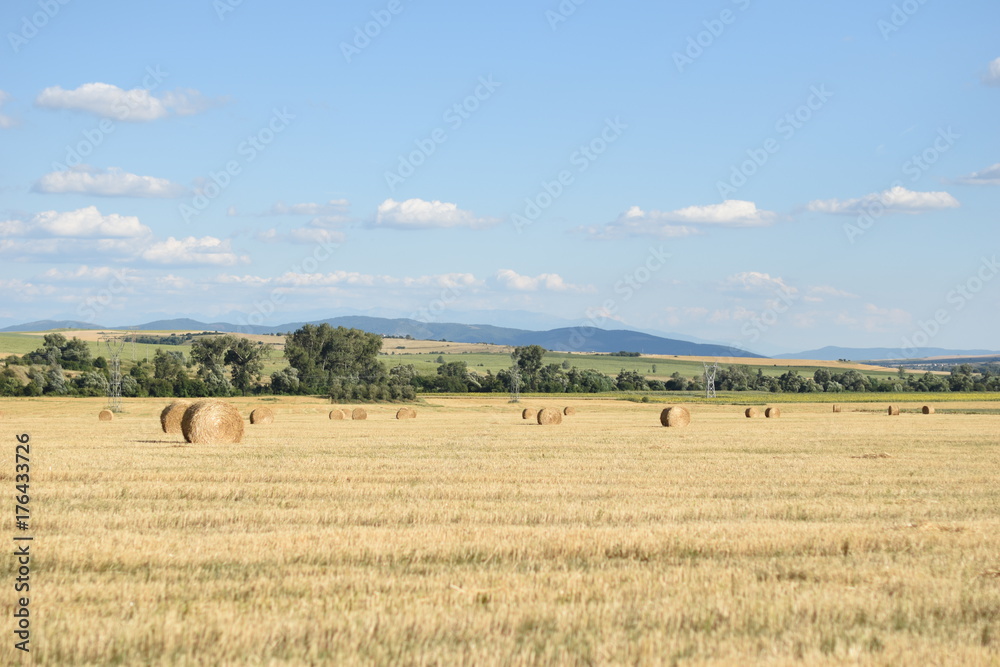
[1,396,999,665]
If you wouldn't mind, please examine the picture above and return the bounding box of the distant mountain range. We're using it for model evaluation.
[774,346,1000,361]
[0,317,764,358]
[5,319,996,361]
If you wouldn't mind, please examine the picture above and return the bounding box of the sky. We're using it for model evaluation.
[1,0,998,356]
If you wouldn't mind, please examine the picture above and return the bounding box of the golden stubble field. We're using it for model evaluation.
[1,396,999,666]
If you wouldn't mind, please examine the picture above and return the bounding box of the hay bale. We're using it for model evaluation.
[351,407,368,421]
[537,408,563,425]
[563,407,576,416]
[160,401,192,434]
[249,407,274,425]
[396,407,416,420]
[765,407,781,419]
[329,409,346,420]
[0,410,5,420]
[745,407,758,418]
[98,409,114,422]
[888,405,900,416]
[832,405,842,413]
[181,400,243,444]
[922,405,935,415]
[660,406,691,428]
[521,408,538,420]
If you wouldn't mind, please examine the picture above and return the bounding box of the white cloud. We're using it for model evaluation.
[401,273,480,289]
[0,207,151,238]
[0,90,15,129]
[0,278,52,300]
[41,265,136,283]
[495,269,593,293]
[141,237,246,266]
[264,200,350,216]
[35,83,223,121]
[287,227,346,245]
[214,271,483,292]
[808,285,858,299]
[984,58,1000,86]
[807,186,959,215]
[835,303,912,333]
[374,198,499,230]
[32,165,185,198]
[954,163,1000,186]
[723,271,797,295]
[584,201,775,239]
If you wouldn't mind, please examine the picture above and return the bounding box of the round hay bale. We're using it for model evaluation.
[922,405,935,415]
[181,400,243,444]
[396,407,416,420]
[537,408,563,425]
[351,407,368,421]
[744,407,758,418]
[765,407,781,419]
[329,409,346,420]
[521,408,538,420]
[160,401,192,434]
[659,406,691,428]
[98,409,114,422]
[888,405,900,416]
[249,407,274,425]
[0,410,5,420]
[563,407,576,416]
[832,405,842,413]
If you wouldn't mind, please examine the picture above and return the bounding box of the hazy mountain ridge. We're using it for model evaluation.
[775,346,1000,361]
[4,319,995,360]
[1,317,763,357]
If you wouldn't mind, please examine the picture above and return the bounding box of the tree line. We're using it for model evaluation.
[3,329,999,399]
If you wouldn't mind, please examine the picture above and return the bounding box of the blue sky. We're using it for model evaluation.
[1,0,998,355]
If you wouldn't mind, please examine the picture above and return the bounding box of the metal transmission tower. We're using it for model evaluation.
[101,333,127,413]
[704,362,718,399]
[508,350,521,403]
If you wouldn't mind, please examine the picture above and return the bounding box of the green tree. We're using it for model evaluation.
[284,324,386,392]
[225,337,271,395]
[190,336,233,395]
[512,345,546,389]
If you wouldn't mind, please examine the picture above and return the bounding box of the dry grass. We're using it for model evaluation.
[1,396,999,665]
